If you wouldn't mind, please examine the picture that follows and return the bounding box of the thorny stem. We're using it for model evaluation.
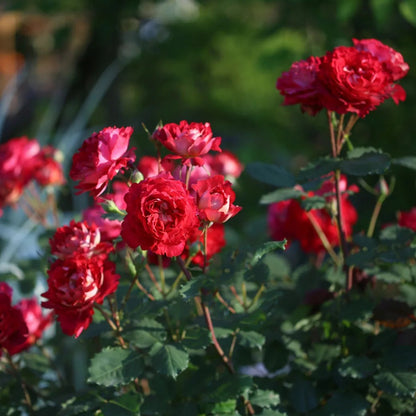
[327,110,338,159]
[121,274,139,310]
[305,211,342,266]
[145,263,162,293]
[4,350,34,415]
[229,285,245,307]
[247,284,265,310]
[135,278,156,301]
[158,255,166,296]
[367,194,387,238]
[335,113,345,155]
[215,291,236,314]
[203,225,209,273]
[185,165,193,190]
[167,256,193,296]
[94,304,127,348]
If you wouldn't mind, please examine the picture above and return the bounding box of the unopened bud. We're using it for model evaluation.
[377,177,389,196]
[130,170,144,184]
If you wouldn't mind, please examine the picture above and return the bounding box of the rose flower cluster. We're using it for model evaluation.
[276,38,409,117]
[268,175,358,255]
[43,121,242,336]
[0,137,64,217]
[0,282,52,356]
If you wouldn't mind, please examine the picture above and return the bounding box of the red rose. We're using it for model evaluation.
[33,145,65,187]
[152,120,222,166]
[398,208,416,231]
[352,38,409,82]
[50,220,113,259]
[83,181,129,242]
[318,46,397,117]
[192,175,242,224]
[137,156,175,178]
[181,223,226,267]
[13,298,53,354]
[41,255,120,337]
[268,176,357,255]
[276,56,325,115]
[205,151,244,182]
[0,137,41,213]
[70,126,135,198]
[121,173,199,257]
[0,283,28,355]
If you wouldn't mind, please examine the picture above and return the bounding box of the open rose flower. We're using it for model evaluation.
[50,220,113,259]
[268,176,357,255]
[398,207,416,231]
[192,175,242,224]
[70,126,135,198]
[152,120,222,166]
[0,283,28,355]
[0,137,41,214]
[33,146,65,187]
[276,56,324,115]
[42,255,120,337]
[83,181,129,242]
[318,46,404,117]
[205,151,244,182]
[352,38,409,82]
[13,298,53,354]
[121,173,199,257]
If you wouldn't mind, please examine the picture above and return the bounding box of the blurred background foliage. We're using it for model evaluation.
[1,0,416,239]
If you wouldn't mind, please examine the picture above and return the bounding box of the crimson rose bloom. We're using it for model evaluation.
[352,38,409,82]
[70,126,135,198]
[0,283,28,355]
[42,255,120,337]
[205,151,244,182]
[276,56,324,115]
[268,176,357,255]
[398,208,416,231]
[33,146,65,187]
[318,46,402,117]
[121,173,199,257]
[0,137,41,214]
[13,298,53,354]
[192,175,242,223]
[50,220,113,259]
[152,120,222,166]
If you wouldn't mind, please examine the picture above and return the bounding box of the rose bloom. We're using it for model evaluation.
[181,223,226,267]
[50,220,113,259]
[276,56,324,115]
[13,298,53,354]
[152,120,222,166]
[0,282,28,355]
[268,176,358,255]
[0,137,41,213]
[70,126,135,198]
[398,208,416,231]
[121,173,199,257]
[352,38,409,82]
[83,181,129,242]
[204,151,244,182]
[42,255,120,337]
[192,175,242,224]
[318,46,404,117]
[33,146,65,187]
[137,156,175,178]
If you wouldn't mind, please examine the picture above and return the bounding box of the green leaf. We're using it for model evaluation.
[374,370,416,396]
[301,196,326,211]
[382,345,416,370]
[150,343,189,379]
[208,399,237,414]
[379,225,414,242]
[101,392,143,416]
[249,389,280,408]
[290,379,318,413]
[181,326,211,350]
[237,331,265,349]
[315,391,368,416]
[340,150,391,176]
[208,374,253,402]
[309,343,341,364]
[248,240,287,267]
[392,155,416,170]
[179,275,215,300]
[88,347,144,387]
[337,356,376,379]
[125,318,167,349]
[260,188,304,204]
[297,157,340,183]
[246,162,296,187]
[399,0,416,26]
